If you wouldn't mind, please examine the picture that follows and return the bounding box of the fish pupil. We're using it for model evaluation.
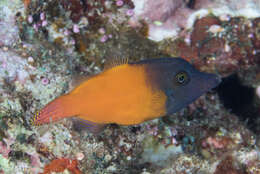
[175,71,189,85]
[178,75,185,83]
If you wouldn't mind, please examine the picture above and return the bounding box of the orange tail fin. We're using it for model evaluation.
[31,95,75,126]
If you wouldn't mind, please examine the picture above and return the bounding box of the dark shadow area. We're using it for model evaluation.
[216,74,260,133]
[185,0,196,9]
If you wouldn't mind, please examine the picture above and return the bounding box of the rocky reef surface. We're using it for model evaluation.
[0,0,259,173]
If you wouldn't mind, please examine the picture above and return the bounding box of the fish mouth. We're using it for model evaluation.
[199,73,222,92]
[211,74,222,88]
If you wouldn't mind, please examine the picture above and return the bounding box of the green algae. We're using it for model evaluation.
[0,155,15,173]
[141,136,183,166]
[16,133,27,144]
[9,150,31,164]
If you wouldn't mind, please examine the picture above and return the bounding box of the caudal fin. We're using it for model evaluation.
[31,95,75,126]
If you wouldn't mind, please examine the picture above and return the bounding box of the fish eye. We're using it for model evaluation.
[175,71,189,85]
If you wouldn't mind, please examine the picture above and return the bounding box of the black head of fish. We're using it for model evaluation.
[134,57,221,115]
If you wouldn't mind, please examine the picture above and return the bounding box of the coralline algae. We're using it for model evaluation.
[0,48,70,111]
[0,0,23,46]
[131,0,260,41]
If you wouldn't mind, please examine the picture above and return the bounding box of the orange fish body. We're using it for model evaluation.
[32,58,220,131]
[33,63,166,126]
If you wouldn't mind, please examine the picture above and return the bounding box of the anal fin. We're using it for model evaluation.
[72,118,106,134]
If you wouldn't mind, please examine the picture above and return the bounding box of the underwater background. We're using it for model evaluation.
[0,0,260,173]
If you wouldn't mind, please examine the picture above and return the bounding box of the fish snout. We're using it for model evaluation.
[195,72,222,93]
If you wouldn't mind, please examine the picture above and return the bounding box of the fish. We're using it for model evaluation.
[31,57,220,133]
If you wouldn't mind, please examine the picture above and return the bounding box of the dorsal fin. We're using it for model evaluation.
[69,74,90,92]
[104,57,129,70]
[69,71,101,92]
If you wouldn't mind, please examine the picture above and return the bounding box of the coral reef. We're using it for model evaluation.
[0,0,259,173]
[130,0,260,41]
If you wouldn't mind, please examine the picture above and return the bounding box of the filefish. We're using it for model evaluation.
[31,57,220,133]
